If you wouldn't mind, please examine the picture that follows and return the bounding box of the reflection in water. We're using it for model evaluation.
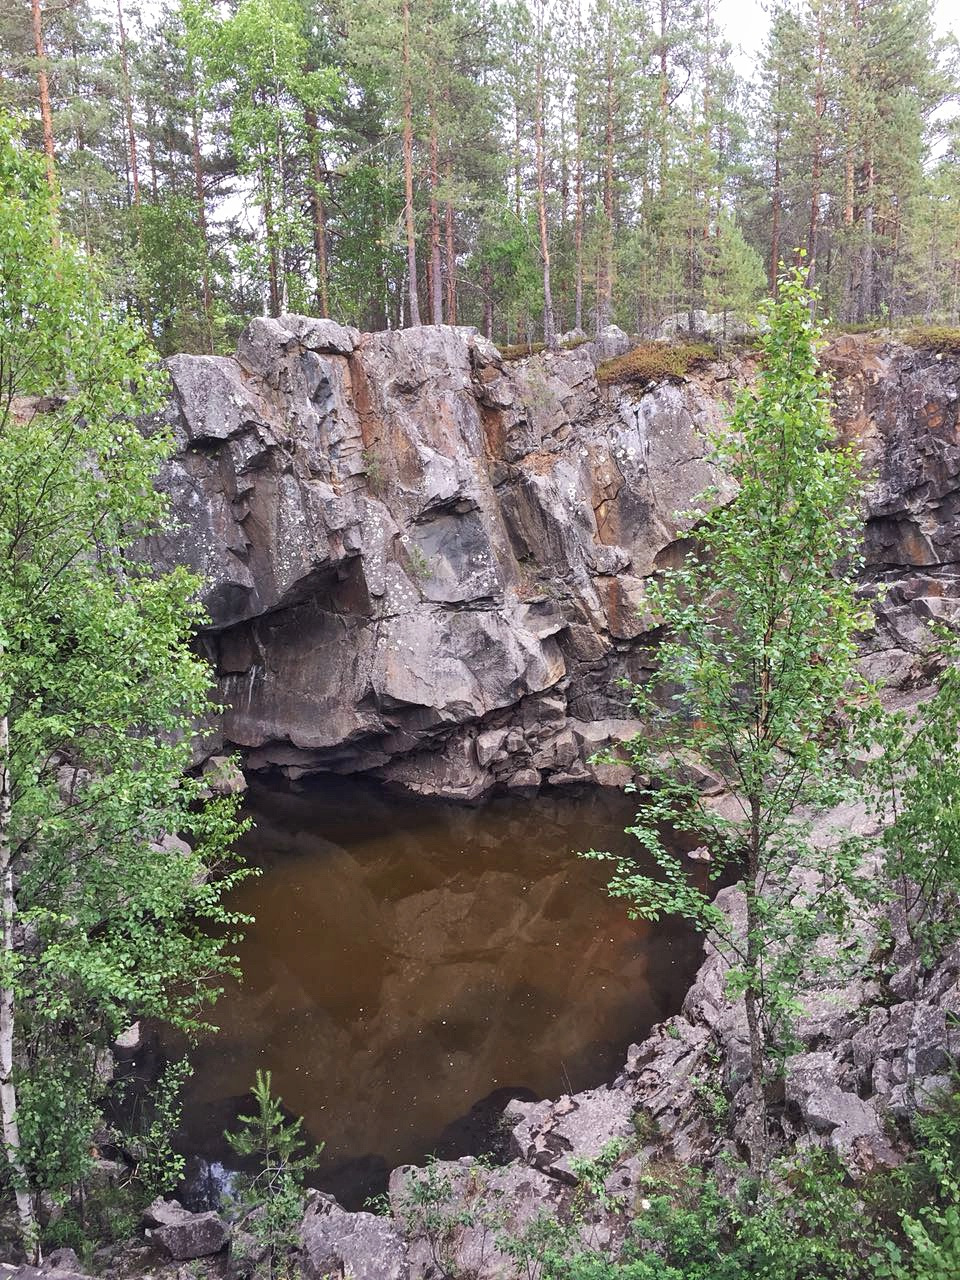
[174,775,701,1208]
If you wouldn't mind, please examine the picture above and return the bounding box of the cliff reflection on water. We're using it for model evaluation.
[176,775,701,1207]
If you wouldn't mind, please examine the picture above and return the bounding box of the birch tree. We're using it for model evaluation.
[0,116,245,1254]
[585,269,872,1174]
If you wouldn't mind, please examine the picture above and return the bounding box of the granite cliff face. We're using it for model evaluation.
[150,322,960,796]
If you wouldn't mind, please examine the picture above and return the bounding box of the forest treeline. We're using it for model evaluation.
[3,0,958,353]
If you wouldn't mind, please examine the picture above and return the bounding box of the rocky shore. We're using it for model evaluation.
[12,793,959,1279]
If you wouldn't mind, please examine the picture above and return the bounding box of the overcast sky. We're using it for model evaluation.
[718,0,960,78]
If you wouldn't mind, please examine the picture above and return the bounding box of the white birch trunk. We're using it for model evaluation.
[0,695,38,1258]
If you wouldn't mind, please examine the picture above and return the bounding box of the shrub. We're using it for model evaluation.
[225,1071,320,1276]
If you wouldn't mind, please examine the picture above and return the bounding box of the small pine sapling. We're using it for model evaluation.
[225,1070,320,1277]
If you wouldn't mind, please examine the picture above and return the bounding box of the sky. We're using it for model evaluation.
[718,0,960,77]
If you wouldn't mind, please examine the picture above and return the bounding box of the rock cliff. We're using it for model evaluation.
[150,322,960,797]
[14,330,950,1280]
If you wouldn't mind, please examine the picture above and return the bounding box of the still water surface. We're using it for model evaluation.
[175,775,701,1207]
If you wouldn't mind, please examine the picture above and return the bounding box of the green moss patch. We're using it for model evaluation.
[597,340,717,387]
[902,325,960,355]
[499,341,546,361]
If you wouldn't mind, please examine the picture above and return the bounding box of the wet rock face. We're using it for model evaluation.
[152,323,960,795]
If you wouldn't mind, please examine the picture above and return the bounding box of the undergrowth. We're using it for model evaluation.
[532,1081,960,1280]
[386,1080,960,1280]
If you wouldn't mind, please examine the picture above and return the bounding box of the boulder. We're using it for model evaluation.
[278,314,357,354]
[112,1021,143,1057]
[143,1197,230,1260]
[201,754,248,797]
[8,1250,93,1280]
[300,1196,409,1280]
[509,1086,635,1182]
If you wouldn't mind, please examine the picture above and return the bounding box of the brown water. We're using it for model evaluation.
[174,775,701,1208]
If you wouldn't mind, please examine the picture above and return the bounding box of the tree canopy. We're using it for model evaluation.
[1,0,956,349]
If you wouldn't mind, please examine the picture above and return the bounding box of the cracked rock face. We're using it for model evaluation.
[149,322,960,796]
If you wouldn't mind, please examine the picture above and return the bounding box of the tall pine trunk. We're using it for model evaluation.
[859,157,875,320]
[513,30,523,225]
[146,103,159,202]
[769,84,783,296]
[428,105,443,324]
[444,156,456,325]
[573,7,584,333]
[30,0,57,220]
[806,8,826,292]
[261,156,281,319]
[534,3,556,349]
[191,105,214,351]
[116,0,140,207]
[401,0,421,327]
[658,0,669,194]
[597,38,615,333]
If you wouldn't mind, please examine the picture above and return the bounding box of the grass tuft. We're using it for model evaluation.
[498,333,595,362]
[499,341,546,361]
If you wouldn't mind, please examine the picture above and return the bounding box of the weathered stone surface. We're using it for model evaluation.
[508,1087,636,1182]
[10,1267,89,1280]
[201,754,247,796]
[149,324,960,797]
[143,1198,230,1260]
[112,1021,143,1057]
[389,1158,565,1280]
[7,1249,92,1280]
[148,320,741,795]
[300,1195,408,1280]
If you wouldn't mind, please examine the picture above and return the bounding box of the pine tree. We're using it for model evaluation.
[703,210,765,339]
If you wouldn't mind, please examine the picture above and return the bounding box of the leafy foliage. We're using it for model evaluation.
[0,112,248,1239]
[134,1058,193,1198]
[584,268,874,1170]
[859,634,960,974]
